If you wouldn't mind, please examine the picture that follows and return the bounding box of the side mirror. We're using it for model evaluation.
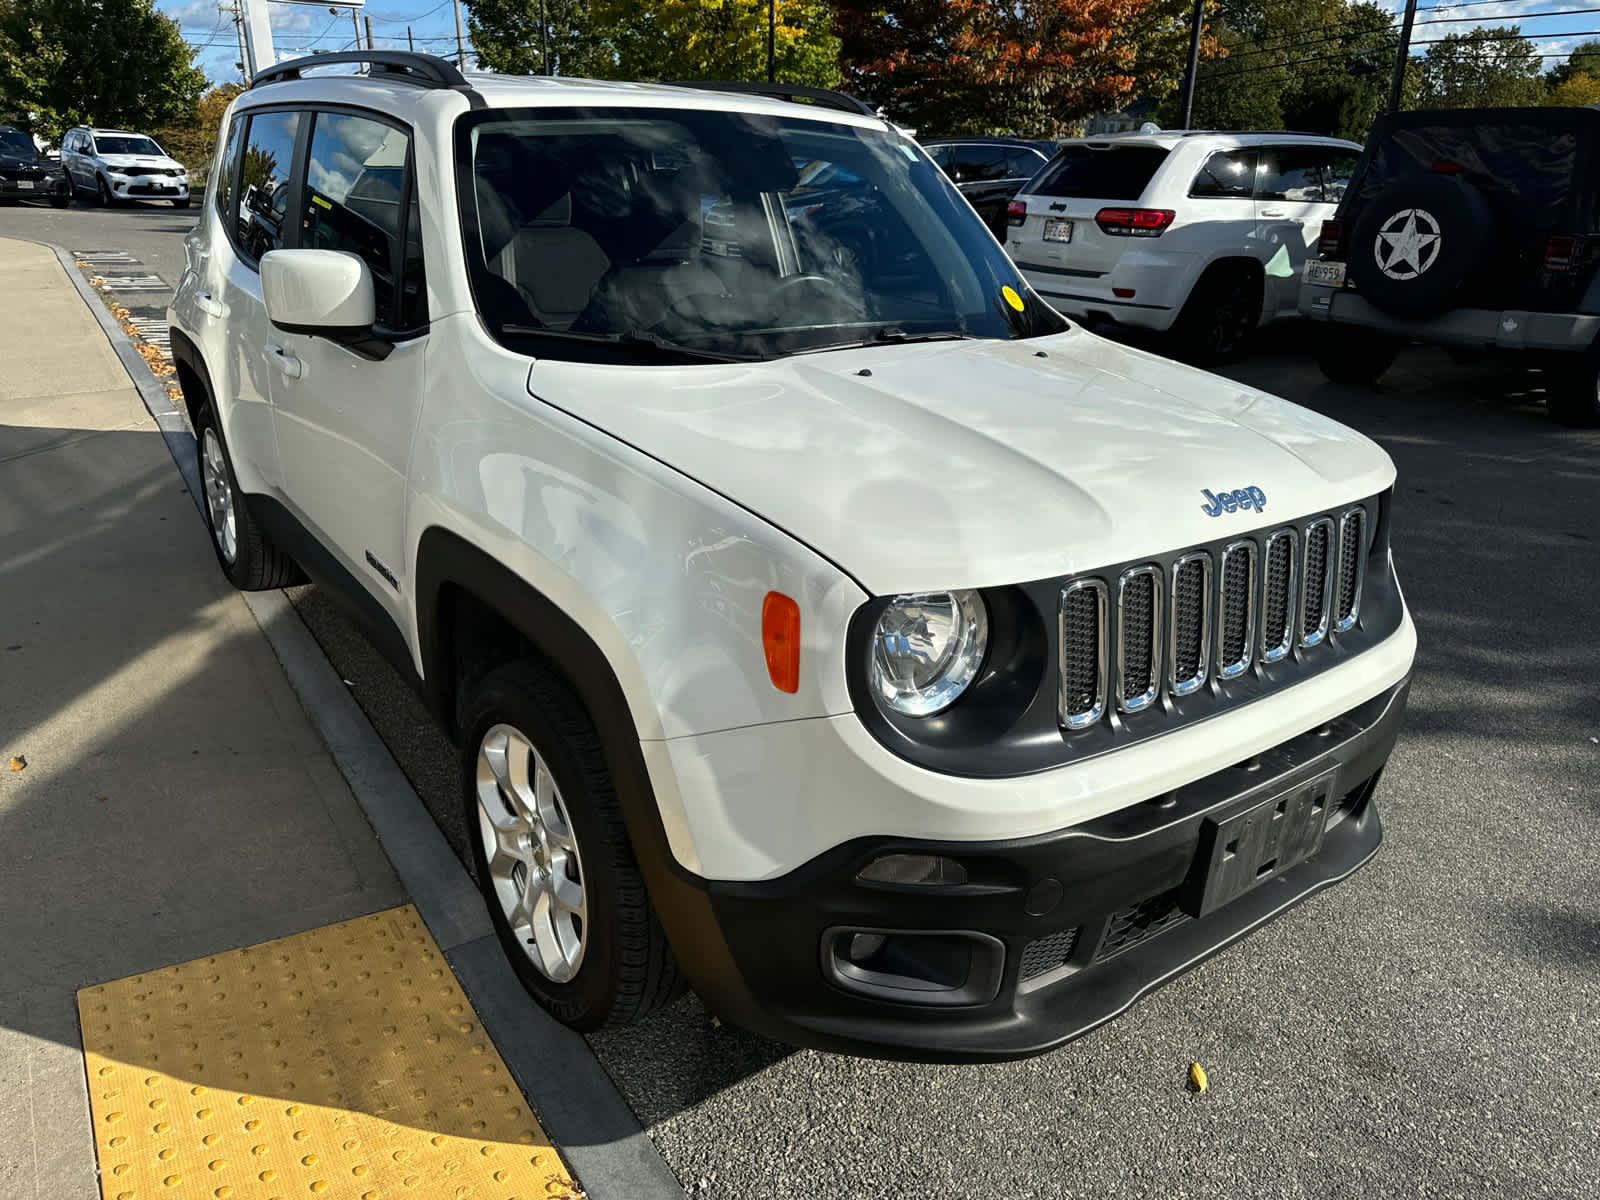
[261,249,374,333]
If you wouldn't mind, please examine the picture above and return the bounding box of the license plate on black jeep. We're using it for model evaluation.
[1303,260,1346,287]
[1181,770,1336,919]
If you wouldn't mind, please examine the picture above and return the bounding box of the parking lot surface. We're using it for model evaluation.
[5,202,1597,1199]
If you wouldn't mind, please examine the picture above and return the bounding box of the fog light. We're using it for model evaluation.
[825,927,1004,1005]
[856,853,967,886]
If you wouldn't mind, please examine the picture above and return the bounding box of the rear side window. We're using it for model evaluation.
[235,110,300,263]
[1190,149,1258,199]
[1324,151,1359,202]
[947,145,1009,183]
[1005,147,1045,179]
[301,111,424,331]
[213,116,245,222]
[1029,145,1170,201]
[1256,148,1327,202]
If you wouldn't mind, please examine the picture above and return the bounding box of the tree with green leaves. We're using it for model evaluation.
[1546,71,1600,107]
[596,0,841,86]
[0,0,205,142]
[1545,38,1600,90]
[1417,25,1543,109]
[465,0,613,77]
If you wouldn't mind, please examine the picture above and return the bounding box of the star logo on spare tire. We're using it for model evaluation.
[1374,208,1443,280]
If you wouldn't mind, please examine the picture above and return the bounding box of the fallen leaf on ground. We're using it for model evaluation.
[7,755,26,771]
[1187,1061,1208,1093]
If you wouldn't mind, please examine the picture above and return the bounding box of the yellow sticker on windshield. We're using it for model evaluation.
[1002,285,1025,312]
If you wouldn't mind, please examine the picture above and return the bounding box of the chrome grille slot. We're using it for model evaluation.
[1300,517,1335,647]
[1117,566,1161,713]
[1335,507,1366,632]
[1261,529,1296,663]
[1217,539,1256,679]
[1058,580,1108,729]
[1168,552,1211,696]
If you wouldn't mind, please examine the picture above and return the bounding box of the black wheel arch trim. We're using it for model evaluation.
[412,526,764,1021]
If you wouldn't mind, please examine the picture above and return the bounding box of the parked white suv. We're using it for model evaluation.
[1008,132,1361,362]
[60,126,191,207]
[169,53,1415,1060]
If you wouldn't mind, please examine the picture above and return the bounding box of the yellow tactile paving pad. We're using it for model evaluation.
[78,906,582,1200]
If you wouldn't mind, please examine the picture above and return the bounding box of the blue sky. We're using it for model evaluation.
[162,0,1599,88]
[161,0,475,84]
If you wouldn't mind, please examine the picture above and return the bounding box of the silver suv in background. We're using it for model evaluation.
[60,127,191,207]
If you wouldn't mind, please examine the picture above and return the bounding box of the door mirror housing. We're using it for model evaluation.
[261,249,375,333]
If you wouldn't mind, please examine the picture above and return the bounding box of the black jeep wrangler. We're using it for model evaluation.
[1301,106,1600,426]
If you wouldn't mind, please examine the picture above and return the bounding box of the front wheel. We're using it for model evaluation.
[173,197,191,209]
[1547,354,1600,427]
[96,175,112,206]
[49,189,70,209]
[462,661,683,1031]
[193,402,304,588]
[1316,325,1401,386]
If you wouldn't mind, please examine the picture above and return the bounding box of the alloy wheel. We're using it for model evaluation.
[476,723,589,983]
[201,427,237,563]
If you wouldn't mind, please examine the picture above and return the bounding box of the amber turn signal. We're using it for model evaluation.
[761,591,800,693]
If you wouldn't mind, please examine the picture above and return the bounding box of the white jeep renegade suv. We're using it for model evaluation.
[169,52,1415,1061]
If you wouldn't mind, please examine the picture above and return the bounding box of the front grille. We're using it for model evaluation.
[1116,567,1160,711]
[1018,927,1080,981]
[1335,507,1366,631]
[1057,504,1369,733]
[1301,518,1334,646]
[1058,580,1107,728]
[1096,890,1189,961]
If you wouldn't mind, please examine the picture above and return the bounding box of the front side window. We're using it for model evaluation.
[96,135,163,156]
[1256,148,1327,202]
[236,111,300,263]
[301,112,423,331]
[456,108,1065,363]
[1190,149,1258,199]
[948,146,1008,182]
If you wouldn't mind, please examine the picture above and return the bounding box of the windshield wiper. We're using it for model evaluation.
[867,325,974,346]
[499,325,762,364]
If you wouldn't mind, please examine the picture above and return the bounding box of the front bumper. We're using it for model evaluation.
[0,175,68,200]
[668,677,1408,1061]
[1302,283,1600,352]
[110,176,188,199]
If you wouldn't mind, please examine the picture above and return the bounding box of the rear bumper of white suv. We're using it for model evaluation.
[1018,248,1199,332]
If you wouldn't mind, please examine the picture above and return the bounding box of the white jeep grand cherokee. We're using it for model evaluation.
[169,52,1416,1061]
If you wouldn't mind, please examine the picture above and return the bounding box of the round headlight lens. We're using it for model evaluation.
[869,590,988,717]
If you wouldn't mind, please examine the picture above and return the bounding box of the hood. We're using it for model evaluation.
[525,328,1396,595]
[100,154,182,170]
[0,152,46,169]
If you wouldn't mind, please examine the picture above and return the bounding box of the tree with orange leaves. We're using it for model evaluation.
[835,0,1211,135]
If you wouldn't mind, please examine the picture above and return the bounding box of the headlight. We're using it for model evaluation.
[869,590,988,717]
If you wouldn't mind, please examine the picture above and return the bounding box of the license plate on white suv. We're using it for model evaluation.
[1304,260,1346,287]
[1043,219,1074,244]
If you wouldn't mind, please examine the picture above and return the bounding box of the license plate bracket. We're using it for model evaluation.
[1043,218,1074,244]
[1180,770,1337,919]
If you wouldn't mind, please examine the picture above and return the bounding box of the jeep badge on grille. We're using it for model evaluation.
[1201,486,1267,516]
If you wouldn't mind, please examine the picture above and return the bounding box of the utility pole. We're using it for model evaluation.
[1178,0,1204,129]
[454,0,467,69]
[364,13,375,50]
[540,0,549,73]
[1388,0,1418,113]
[229,1,251,83]
[767,0,776,83]
[351,8,362,51]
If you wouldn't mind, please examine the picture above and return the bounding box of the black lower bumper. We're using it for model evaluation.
[665,678,1409,1062]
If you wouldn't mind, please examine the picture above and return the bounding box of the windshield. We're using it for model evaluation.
[455,107,1066,362]
[97,135,162,157]
[0,130,35,157]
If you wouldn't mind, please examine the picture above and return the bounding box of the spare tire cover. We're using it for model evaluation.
[1347,173,1493,318]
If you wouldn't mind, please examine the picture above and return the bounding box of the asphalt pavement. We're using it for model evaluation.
[6,202,1597,1199]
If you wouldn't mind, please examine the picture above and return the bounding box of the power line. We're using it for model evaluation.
[1212,28,1600,78]
[1225,4,1600,65]
[369,0,452,24]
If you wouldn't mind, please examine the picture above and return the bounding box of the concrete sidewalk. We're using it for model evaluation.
[0,241,411,1194]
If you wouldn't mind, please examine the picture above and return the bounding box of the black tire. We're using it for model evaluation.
[192,402,304,589]
[1547,354,1600,427]
[461,661,684,1032]
[1171,264,1262,365]
[49,189,70,209]
[1347,174,1493,319]
[174,197,191,209]
[1316,324,1401,385]
[96,174,113,206]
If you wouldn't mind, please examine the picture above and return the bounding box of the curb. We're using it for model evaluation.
[34,237,686,1200]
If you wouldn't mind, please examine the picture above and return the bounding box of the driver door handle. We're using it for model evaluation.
[195,291,227,318]
[263,344,302,380]
[1258,207,1287,218]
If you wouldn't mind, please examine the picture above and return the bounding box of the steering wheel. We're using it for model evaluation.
[771,272,867,318]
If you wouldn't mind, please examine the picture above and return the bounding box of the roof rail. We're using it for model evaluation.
[250,50,469,91]
[666,80,878,118]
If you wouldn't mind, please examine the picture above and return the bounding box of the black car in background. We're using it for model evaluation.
[0,126,70,207]
[922,136,1056,239]
[1302,106,1600,426]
